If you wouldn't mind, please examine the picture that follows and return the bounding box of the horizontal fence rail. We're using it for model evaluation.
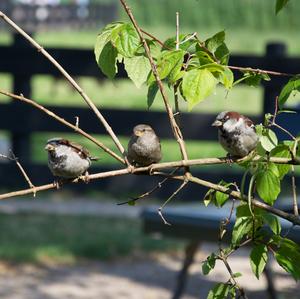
[0,34,299,198]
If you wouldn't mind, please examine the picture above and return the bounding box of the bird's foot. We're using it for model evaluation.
[54,178,64,189]
[81,171,90,184]
[225,153,234,165]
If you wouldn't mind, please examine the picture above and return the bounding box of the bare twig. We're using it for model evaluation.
[269,99,298,217]
[117,167,179,205]
[158,179,188,225]
[9,150,36,196]
[140,29,167,48]
[1,152,36,195]
[0,89,125,164]
[119,0,189,165]
[227,65,294,77]
[155,172,300,226]
[220,256,248,299]
[175,12,179,51]
[0,11,126,160]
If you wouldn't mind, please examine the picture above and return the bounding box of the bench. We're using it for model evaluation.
[141,204,300,299]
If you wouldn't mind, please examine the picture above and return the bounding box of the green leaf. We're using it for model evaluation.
[272,237,300,280]
[207,283,230,299]
[204,188,215,206]
[124,55,151,88]
[243,72,270,86]
[111,23,140,57]
[270,144,291,179]
[278,76,300,108]
[233,272,242,278]
[256,169,281,205]
[204,31,230,65]
[276,0,290,14]
[215,191,229,207]
[215,43,230,65]
[259,128,278,152]
[94,22,123,59]
[262,212,281,234]
[195,49,215,66]
[250,244,268,279]
[221,67,234,89]
[232,216,252,246]
[202,253,216,275]
[182,68,217,110]
[148,50,185,85]
[163,34,197,51]
[205,31,225,53]
[97,42,118,79]
[147,82,159,109]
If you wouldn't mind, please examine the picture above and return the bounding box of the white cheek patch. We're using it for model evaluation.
[223,118,243,132]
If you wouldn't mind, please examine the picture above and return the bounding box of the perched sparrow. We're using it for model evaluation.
[45,138,96,179]
[212,111,258,157]
[127,124,162,166]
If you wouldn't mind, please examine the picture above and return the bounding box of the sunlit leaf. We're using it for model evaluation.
[250,244,268,279]
[182,68,217,110]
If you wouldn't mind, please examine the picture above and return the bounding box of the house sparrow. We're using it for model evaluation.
[127,124,162,166]
[45,138,97,179]
[212,111,258,157]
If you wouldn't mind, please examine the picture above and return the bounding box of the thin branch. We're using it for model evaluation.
[155,172,300,226]
[119,0,189,164]
[0,89,125,164]
[9,150,36,196]
[158,180,188,225]
[175,12,179,51]
[269,99,298,217]
[117,167,179,206]
[0,168,130,200]
[0,11,126,160]
[0,159,299,225]
[1,155,299,200]
[227,65,295,77]
[220,257,248,299]
[140,29,166,48]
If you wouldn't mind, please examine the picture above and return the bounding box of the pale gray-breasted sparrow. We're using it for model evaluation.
[127,124,162,166]
[212,111,258,157]
[45,138,97,179]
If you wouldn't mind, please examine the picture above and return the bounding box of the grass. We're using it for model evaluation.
[0,213,183,264]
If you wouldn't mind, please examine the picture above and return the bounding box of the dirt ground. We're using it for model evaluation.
[0,245,298,299]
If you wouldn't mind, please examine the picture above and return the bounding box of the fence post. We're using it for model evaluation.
[262,43,287,118]
[11,33,32,163]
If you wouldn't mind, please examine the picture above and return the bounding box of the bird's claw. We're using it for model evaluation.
[81,171,90,184]
[225,153,234,165]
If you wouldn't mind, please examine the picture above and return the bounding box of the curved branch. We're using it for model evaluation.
[0,89,125,164]
[119,0,189,164]
[158,173,300,226]
[0,11,126,160]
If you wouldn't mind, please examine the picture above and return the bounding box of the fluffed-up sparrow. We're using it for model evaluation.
[45,138,97,179]
[127,124,162,166]
[212,111,258,157]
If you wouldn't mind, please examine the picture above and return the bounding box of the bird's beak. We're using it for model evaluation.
[45,144,55,151]
[212,120,223,127]
[134,130,143,137]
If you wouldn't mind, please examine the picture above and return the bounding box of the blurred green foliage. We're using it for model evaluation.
[0,213,183,263]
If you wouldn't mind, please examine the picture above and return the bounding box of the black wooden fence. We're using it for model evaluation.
[0,2,118,30]
[0,34,299,199]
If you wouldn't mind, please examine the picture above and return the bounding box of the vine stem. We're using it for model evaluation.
[0,11,127,162]
[119,0,189,164]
